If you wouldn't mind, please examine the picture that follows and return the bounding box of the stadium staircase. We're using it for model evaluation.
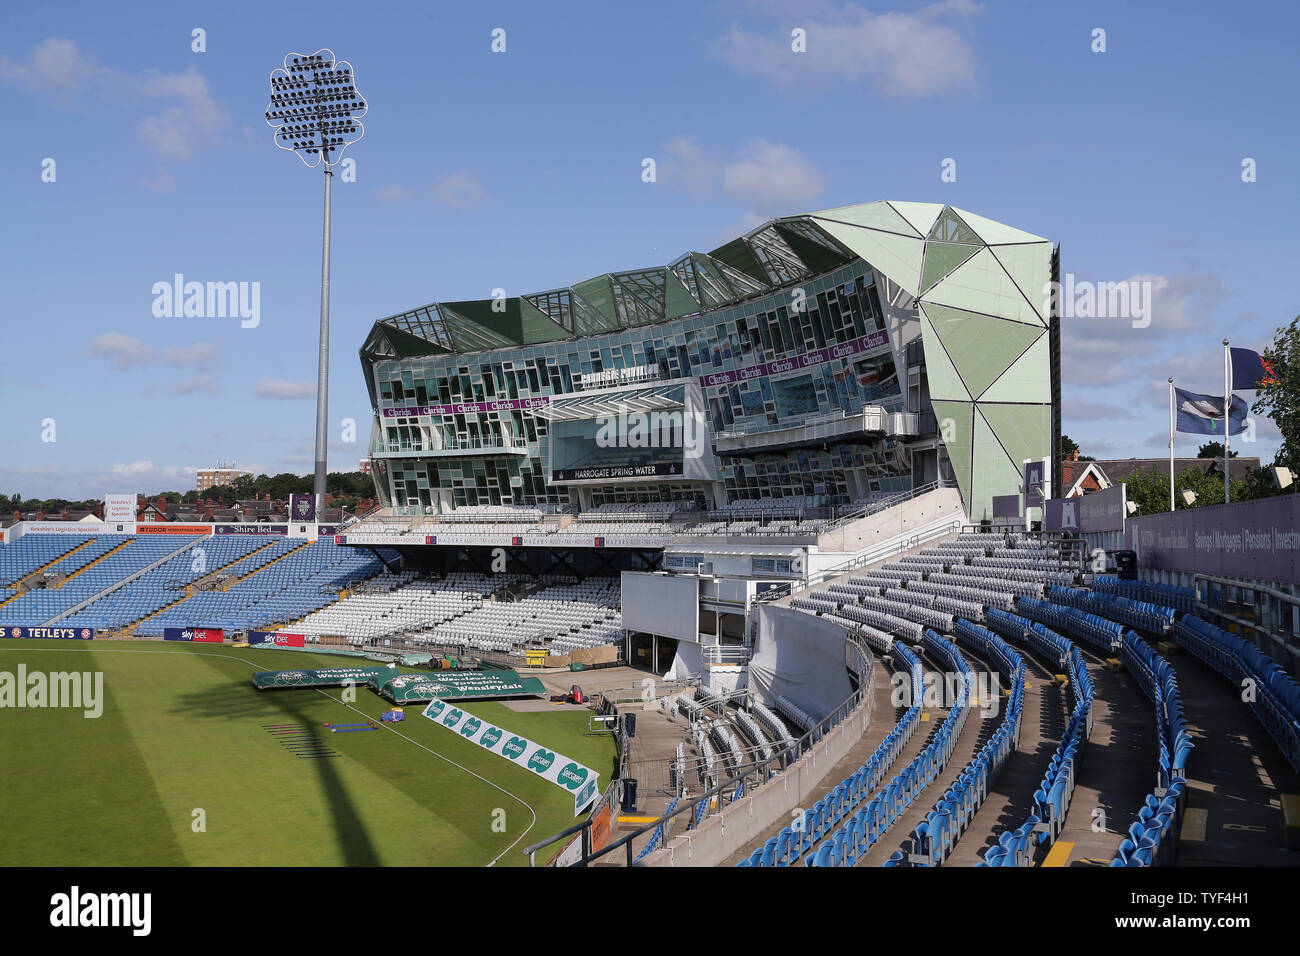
[124,540,289,635]
[52,538,134,588]
[0,538,97,604]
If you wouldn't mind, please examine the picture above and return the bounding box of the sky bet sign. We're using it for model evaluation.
[5,626,94,640]
[163,627,224,643]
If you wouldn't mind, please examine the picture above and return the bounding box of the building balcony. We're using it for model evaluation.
[370,435,531,458]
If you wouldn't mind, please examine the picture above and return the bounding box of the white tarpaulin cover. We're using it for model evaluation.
[748,604,853,722]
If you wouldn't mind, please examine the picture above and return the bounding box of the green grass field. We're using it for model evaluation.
[0,640,616,866]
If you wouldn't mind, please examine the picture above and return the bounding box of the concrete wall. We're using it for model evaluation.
[642,689,874,867]
[815,486,965,555]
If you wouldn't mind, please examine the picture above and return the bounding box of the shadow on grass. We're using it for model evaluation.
[169,678,381,867]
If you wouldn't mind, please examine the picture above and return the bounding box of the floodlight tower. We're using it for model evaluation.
[265,49,367,518]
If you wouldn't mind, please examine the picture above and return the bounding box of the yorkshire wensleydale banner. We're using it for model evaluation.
[422,698,600,815]
[1044,484,1127,533]
[251,666,389,689]
[163,627,224,643]
[375,669,546,703]
[247,630,305,647]
[4,626,94,640]
[1125,495,1300,584]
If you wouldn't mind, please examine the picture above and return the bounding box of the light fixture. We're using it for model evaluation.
[265,49,367,517]
[1181,489,1198,507]
[1271,466,1294,491]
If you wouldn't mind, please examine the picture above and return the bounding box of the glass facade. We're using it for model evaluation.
[369,261,909,510]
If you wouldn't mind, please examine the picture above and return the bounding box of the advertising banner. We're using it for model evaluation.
[163,627,224,643]
[4,626,94,640]
[289,494,316,523]
[1125,495,1300,585]
[992,494,1021,518]
[1024,459,1047,508]
[422,698,600,815]
[213,524,287,535]
[697,329,890,388]
[137,524,211,535]
[1043,484,1127,533]
[376,669,546,703]
[382,396,550,418]
[104,494,137,523]
[247,630,305,647]
[251,666,389,690]
[552,462,684,482]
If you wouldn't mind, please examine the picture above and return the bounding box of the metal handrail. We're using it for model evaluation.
[526,632,876,866]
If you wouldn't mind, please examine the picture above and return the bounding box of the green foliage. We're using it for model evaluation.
[1196,441,1236,459]
[1252,315,1300,470]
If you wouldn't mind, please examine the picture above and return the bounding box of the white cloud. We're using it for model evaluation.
[88,335,217,370]
[714,0,981,97]
[0,37,230,164]
[375,184,412,207]
[168,375,217,395]
[660,136,721,198]
[722,139,826,214]
[253,378,315,400]
[88,333,152,369]
[431,172,488,210]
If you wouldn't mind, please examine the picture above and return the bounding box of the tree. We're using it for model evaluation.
[1197,441,1237,459]
[1061,434,1079,457]
[1252,315,1300,470]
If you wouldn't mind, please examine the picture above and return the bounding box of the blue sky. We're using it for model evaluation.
[1,0,1295,500]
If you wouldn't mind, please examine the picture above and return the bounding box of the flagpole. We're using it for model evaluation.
[1223,338,1231,505]
[1168,377,1175,511]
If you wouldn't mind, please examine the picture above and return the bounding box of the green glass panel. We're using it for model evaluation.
[807,201,923,238]
[927,207,982,244]
[931,398,974,508]
[923,302,1043,398]
[920,240,981,293]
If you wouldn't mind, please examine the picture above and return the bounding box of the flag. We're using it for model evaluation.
[1229,347,1278,390]
[1174,387,1248,435]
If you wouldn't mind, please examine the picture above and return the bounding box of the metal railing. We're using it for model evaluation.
[1194,573,1300,674]
[525,631,876,866]
[787,513,965,598]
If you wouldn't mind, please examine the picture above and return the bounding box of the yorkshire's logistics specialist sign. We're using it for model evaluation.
[163,627,224,643]
[104,493,137,523]
[4,626,94,640]
[422,699,600,816]
[247,630,306,647]
[251,667,389,690]
[377,669,546,703]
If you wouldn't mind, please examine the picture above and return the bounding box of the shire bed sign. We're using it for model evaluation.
[422,698,600,816]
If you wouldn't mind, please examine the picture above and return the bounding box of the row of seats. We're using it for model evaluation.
[1094,576,1196,614]
[1111,623,1192,867]
[0,535,89,586]
[805,632,973,867]
[1049,586,1175,634]
[982,608,1095,863]
[1172,615,1300,772]
[1015,596,1125,654]
[888,619,1027,867]
[740,640,926,867]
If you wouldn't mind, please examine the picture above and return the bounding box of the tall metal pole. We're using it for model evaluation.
[1223,339,1231,505]
[315,160,333,518]
[1168,378,1175,511]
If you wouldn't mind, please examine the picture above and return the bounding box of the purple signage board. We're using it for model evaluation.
[213,524,287,535]
[992,494,1021,519]
[698,330,890,388]
[382,397,551,418]
[289,493,316,522]
[1124,494,1300,584]
[1024,459,1047,508]
[1043,485,1127,533]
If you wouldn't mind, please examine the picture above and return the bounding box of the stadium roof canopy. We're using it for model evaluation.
[360,201,1049,363]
